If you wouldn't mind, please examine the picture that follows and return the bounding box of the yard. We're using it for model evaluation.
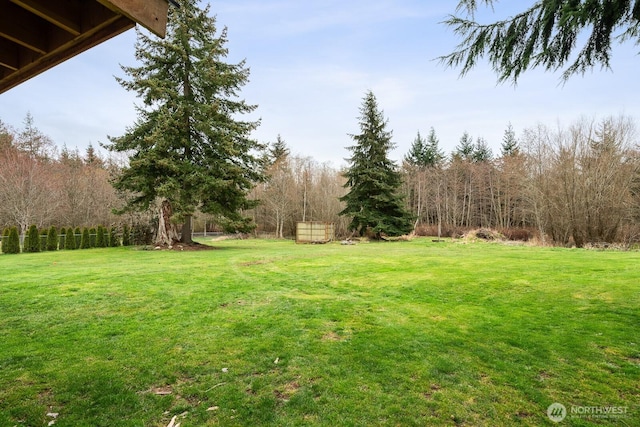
[0,238,638,426]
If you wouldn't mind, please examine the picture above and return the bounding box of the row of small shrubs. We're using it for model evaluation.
[1,224,133,254]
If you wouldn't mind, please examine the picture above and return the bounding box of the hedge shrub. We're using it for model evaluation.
[1,228,9,254]
[96,226,106,248]
[74,227,82,248]
[89,227,97,248]
[24,225,41,253]
[46,226,58,251]
[5,227,20,254]
[64,227,76,250]
[109,227,120,247]
[59,227,66,249]
[122,224,131,246]
[80,228,91,249]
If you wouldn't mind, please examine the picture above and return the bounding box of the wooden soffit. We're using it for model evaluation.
[0,0,170,94]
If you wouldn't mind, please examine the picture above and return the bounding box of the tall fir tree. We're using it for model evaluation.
[501,122,519,157]
[107,0,264,245]
[269,135,290,164]
[425,127,445,167]
[340,91,413,238]
[404,131,427,166]
[405,129,444,167]
[84,143,103,167]
[454,131,474,161]
[472,137,493,163]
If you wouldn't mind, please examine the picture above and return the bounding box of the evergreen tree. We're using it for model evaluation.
[84,143,102,167]
[59,227,66,250]
[109,227,120,247]
[64,226,76,250]
[46,226,58,251]
[1,228,9,254]
[454,131,474,161]
[106,0,264,245]
[74,227,82,248]
[5,227,20,254]
[122,224,131,246]
[339,91,414,238]
[405,129,444,167]
[269,135,290,164]
[39,228,47,251]
[96,225,106,248]
[501,123,519,157]
[80,228,91,249]
[472,137,493,163]
[89,227,97,248]
[441,1,640,83]
[24,225,40,253]
[425,127,445,167]
[404,131,427,166]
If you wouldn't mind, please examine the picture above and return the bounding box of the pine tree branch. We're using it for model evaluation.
[441,0,640,83]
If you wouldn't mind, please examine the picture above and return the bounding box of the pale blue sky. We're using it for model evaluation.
[1,1,639,166]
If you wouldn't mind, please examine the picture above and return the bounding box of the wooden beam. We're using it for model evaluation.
[0,0,48,54]
[0,14,134,93]
[98,0,169,38]
[9,0,82,36]
[0,38,22,71]
[0,38,42,72]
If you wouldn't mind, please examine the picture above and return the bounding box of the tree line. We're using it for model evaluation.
[0,115,119,233]
[251,105,640,247]
[401,116,640,247]
[3,110,640,248]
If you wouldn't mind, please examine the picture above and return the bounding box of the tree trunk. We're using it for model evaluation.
[181,214,193,244]
[155,199,179,246]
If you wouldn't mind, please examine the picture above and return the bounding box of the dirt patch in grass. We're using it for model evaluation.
[274,381,300,401]
[423,383,441,400]
[537,371,552,382]
[516,411,534,418]
[240,259,270,266]
[321,331,343,342]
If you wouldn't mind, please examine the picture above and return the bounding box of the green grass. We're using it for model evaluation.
[0,239,638,426]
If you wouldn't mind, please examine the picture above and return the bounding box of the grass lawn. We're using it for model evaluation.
[0,238,638,426]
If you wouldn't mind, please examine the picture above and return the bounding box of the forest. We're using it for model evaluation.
[1,113,639,248]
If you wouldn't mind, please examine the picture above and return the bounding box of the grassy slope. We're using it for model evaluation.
[0,239,638,426]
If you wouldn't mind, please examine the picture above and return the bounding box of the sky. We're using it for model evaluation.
[1,1,639,167]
